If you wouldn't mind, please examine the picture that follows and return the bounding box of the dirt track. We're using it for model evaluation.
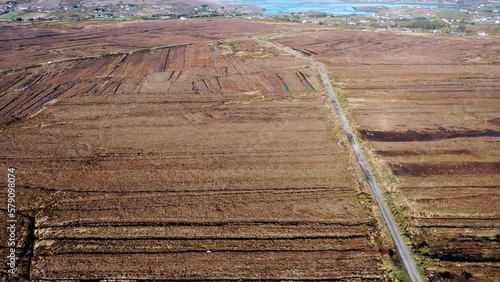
[0,24,387,280]
[2,19,498,281]
[275,30,500,281]
[0,19,331,70]
[260,38,422,282]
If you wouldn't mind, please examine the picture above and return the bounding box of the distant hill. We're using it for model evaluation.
[0,0,226,21]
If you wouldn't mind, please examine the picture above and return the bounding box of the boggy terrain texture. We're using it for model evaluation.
[0,23,386,280]
[275,31,500,281]
[0,18,329,70]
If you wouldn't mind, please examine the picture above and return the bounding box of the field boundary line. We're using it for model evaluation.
[257,37,424,282]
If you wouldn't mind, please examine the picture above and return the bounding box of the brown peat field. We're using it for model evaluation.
[275,30,500,280]
[0,18,498,281]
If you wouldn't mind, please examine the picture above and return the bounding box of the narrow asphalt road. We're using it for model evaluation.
[259,38,423,282]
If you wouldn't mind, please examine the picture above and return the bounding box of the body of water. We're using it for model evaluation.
[218,0,455,15]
